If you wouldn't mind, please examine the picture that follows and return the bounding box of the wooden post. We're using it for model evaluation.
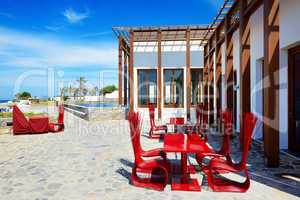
[263,0,280,167]
[209,46,214,125]
[118,36,123,105]
[157,30,162,119]
[215,30,222,123]
[225,15,234,111]
[240,0,251,145]
[129,31,134,112]
[186,29,191,120]
[203,44,209,124]
[124,53,128,106]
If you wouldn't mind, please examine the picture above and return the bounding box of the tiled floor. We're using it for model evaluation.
[0,107,299,200]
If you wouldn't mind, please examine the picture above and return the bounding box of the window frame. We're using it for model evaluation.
[190,68,203,107]
[163,68,184,108]
[137,68,158,108]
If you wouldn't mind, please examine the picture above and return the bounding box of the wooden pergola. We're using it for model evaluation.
[113,0,280,167]
[113,25,214,120]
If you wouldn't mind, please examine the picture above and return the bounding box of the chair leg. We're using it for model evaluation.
[131,166,168,191]
[205,167,251,192]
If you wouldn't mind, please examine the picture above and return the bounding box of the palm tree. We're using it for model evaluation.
[76,77,87,100]
[89,86,99,96]
[60,87,66,101]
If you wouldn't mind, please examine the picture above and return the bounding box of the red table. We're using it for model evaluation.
[29,116,49,133]
[168,117,194,133]
[164,134,211,191]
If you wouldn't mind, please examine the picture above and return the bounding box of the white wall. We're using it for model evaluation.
[133,41,203,123]
[250,5,264,140]
[232,30,240,132]
[278,0,300,148]
[280,0,300,49]
[134,42,204,68]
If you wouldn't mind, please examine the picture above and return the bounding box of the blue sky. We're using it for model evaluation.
[0,0,223,99]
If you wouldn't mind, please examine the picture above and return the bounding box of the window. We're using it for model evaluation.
[164,69,184,107]
[191,69,202,106]
[138,69,157,107]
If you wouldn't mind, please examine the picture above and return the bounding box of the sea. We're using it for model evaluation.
[0,100,10,104]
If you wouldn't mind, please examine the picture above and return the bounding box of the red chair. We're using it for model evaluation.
[49,105,64,132]
[195,109,233,166]
[13,105,49,135]
[203,113,257,192]
[195,103,208,141]
[128,111,169,191]
[13,105,31,135]
[148,106,167,139]
[202,103,209,130]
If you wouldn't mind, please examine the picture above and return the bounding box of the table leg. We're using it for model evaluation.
[171,153,201,191]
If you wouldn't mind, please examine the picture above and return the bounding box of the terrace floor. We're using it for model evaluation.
[0,106,299,200]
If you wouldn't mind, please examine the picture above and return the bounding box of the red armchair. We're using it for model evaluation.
[13,105,49,135]
[203,113,257,192]
[13,105,31,134]
[148,106,167,139]
[49,105,64,132]
[128,111,169,191]
[195,103,208,141]
[196,109,233,167]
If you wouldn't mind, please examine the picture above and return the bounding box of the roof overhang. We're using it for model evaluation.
[112,0,237,47]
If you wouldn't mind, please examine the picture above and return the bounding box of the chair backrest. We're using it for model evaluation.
[13,105,30,133]
[219,109,233,155]
[240,112,257,168]
[170,117,185,125]
[128,111,143,164]
[149,106,155,128]
[202,103,209,126]
[222,108,233,135]
[57,105,64,125]
[196,104,203,125]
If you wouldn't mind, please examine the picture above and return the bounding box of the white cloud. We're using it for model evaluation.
[0,27,117,68]
[45,25,64,32]
[0,12,14,19]
[63,8,89,24]
[80,31,112,38]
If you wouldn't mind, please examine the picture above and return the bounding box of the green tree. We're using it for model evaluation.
[100,85,117,95]
[15,92,32,100]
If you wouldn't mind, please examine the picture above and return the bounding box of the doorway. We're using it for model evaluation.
[288,45,300,152]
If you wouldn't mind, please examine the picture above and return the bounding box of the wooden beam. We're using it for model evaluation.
[186,29,191,120]
[124,53,128,106]
[263,0,280,167]
[208,43,214,125]
[157,30,162,119]
[225,15,234,111]
[203,45,208,105]
[118,36,123,105]
[240,0,251,144]
[215,31,222,119]
[129,31,134,112]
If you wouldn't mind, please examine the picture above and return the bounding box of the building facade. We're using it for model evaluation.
[114,0,300,167]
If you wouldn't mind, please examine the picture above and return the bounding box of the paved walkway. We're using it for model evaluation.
[0,107,299,200]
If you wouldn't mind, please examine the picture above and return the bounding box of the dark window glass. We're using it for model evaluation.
[138,69,157,107]
[164,69,184,107]
[191,69,202,105]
